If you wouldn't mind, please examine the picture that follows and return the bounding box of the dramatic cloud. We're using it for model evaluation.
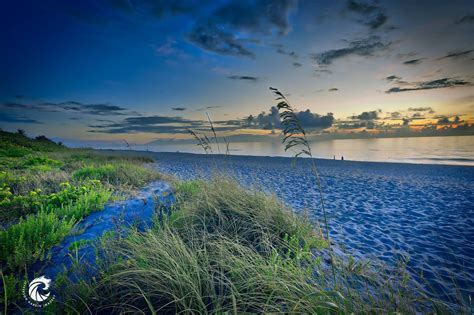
[188,0,295,57]
[455,14,474,24]
[0,113,41,124]
[292,62,302,67]
[89,115,203,134]
[438,49,474,59]
[88,113,252,134]
[246,106,334,130]
[172,107,187,111]
[386,77,472,93]
[353,110,378,120]
[0,100,130,115]
[437,116,462,125]
[227,75,259,81]
[188,23,255,57]
[403,58,423,65]
[345,0,388,30]
[311,36,390,65]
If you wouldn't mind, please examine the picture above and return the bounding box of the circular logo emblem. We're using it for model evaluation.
[23,275,55,308]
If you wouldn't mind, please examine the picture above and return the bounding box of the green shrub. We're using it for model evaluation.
[48,182,111,219]
[0,145,31,158]
[0,272,26,309]
[22,156,63,168]
[73,164,114,180]
[0,211,76,270]
[0,180,110,223]
[73,163,158,187]
[0,180,111,269]
[0,130,63,153]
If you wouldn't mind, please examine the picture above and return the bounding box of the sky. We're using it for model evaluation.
[0,0,473,146]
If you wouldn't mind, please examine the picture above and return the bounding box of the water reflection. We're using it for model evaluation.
[126,136,474,166]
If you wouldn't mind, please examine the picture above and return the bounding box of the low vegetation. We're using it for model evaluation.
[57,178,333,313]
[56,178,454,314]
[0,130,160,308]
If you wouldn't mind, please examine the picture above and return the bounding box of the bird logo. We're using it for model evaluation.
[23,275,55,307]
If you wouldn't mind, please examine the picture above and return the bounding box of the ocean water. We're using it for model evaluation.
[143,135,474,166]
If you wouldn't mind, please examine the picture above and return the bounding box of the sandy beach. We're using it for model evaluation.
[151,152,474,301]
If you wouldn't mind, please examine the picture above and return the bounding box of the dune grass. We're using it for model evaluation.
[51,177,462,314]
[73,163,157,187]
[57,178,337,313]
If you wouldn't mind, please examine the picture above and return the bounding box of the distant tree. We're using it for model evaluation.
[246,115,255,126]
[35,135,49,141]
[17,129,26,136]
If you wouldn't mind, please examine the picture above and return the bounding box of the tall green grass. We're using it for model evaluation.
[59,178,336,313]
[270,87,331,245]
[57,177,467,314]
[73,163,158,188]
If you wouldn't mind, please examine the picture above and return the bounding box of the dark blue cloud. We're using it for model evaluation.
[403,58,423,65]
[188,0,295,57]
[311,36,390,65]
[386,77,472,93]
[455,14,474,24]
[0,100,131,116]
[227,75,259,81]
[0,113,41,124]
[247,106,334,130]
[438,49,473,59]
[353,110,379,120]
[345,0,389,30]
